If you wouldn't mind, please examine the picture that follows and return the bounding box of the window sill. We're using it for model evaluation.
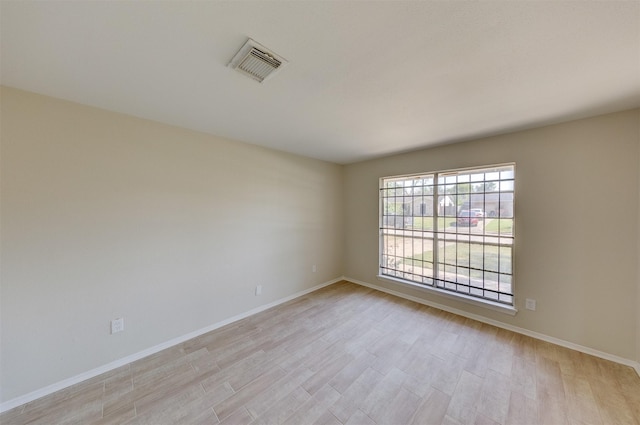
[376,275,518,316]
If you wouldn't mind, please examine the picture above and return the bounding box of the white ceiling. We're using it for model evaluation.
[2,1,639,164]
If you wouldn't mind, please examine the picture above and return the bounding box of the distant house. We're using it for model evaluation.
[402,195,455,217]
[383,195,456,228]
[462,192,514,217]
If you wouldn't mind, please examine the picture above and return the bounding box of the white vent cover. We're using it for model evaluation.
[228,38,287,83]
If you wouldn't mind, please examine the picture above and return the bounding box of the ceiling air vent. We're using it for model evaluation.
[228,38,288,83]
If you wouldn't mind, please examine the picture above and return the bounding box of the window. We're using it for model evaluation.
[379,164,515,307]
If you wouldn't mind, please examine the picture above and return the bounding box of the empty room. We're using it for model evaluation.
[1,1,639,424]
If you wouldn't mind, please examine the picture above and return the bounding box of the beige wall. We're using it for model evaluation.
[0,87,344,402]
[344,109,640,361]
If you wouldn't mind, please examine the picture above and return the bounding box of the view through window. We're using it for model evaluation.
[380,164,515,305]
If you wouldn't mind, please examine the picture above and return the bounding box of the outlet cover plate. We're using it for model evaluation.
[111,318,124,334]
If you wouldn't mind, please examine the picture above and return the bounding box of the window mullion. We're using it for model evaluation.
[433,173,439,287]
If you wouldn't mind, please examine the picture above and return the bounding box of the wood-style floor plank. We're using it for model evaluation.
[2,281,639,425]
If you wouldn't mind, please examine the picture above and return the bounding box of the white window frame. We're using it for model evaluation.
[378,164,516,315]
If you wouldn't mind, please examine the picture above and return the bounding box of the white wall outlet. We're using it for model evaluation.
[525,298,536,311]
[111,318,124,334]
[312,265,317,273]
[255,285,262,296]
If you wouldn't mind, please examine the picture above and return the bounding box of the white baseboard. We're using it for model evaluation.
[0,277,342,413]
[344,276,640,377]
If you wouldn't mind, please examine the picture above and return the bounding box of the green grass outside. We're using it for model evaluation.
[410,217,513,235]
[403,242,512,276]
[484,218,513,235]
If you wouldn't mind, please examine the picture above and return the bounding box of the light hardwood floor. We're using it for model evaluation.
[2,281,639,425]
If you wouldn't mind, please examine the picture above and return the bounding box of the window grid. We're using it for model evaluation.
[380,165,514,305]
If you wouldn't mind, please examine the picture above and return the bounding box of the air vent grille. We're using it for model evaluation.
[228,39,287,83]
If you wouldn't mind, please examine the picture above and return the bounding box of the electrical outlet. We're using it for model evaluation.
[255,285,262,296]
[525,299,536,311]
[111,318,124,334]
[312,265,317,273]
